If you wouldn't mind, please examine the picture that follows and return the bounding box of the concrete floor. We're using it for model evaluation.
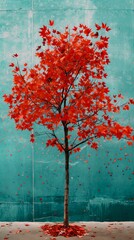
[0,222,134,239]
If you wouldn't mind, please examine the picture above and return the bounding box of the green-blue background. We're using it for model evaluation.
[0,0,134,221]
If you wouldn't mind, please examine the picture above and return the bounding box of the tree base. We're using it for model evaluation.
[41,223,87,238]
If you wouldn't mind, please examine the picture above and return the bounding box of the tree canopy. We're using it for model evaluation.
[4,21,134,152]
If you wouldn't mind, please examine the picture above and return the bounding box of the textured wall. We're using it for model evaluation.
[0,0,134,221]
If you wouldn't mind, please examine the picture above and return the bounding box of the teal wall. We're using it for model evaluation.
[0,0,134,221]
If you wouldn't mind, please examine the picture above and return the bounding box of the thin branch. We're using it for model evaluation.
[69,135,96,151]
[52,129,65,151]
[59,67,82,110]
[70,135,79,147]
[34,130,53,137]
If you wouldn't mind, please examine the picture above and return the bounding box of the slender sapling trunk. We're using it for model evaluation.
[63,124,70,227]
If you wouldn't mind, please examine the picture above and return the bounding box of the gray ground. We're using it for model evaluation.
[0,222,134,239]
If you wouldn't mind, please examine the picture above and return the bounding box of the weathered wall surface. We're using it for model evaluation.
[0,0,134,221]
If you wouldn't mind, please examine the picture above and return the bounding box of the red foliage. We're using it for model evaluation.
[49,20,54,26]
[41,224,87,238]
[30,133,35,143]
[12,53,18,58]
[3,20,134,151]
[9,63,14,67]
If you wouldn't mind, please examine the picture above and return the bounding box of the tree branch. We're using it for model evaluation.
[52,129,65,151]
[69,135,96,151]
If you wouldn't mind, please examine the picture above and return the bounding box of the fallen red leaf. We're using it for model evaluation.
[41,224,87,237]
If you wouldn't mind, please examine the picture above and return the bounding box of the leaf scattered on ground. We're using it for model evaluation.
[41,224,87,238]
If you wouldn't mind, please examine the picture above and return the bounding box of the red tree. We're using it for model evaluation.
[4,21,134,229]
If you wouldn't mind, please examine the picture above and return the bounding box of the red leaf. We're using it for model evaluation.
[52,29,57,33]
[102,22,107,29]
[91,142,98,150]
[39,25,47,38]
[49,20,54,26]
[22,68,27,72]
[13,66,19,72]
[68,126,74,131]
[73,26,77,31]
[101,23,111,31]
[95,23,101,30]
[30,134,35,143]
[118,93,124,99]
[129,98,134,104]
[106,26,111,31]
[46,138,57,147]
[25,224,30,226]
[90,31,98,38]
[36,46,41,51]
[9,63,14,67]
[13,53,18,58]
[104,73,108,78]
[127,141,133,146]
[96,40,105,49]
[123,105,129,110]
[73,147,81,153]
[3,94,13,104]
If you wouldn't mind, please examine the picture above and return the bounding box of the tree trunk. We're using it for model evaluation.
[64,150,69,227]
[63,95,69,228]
